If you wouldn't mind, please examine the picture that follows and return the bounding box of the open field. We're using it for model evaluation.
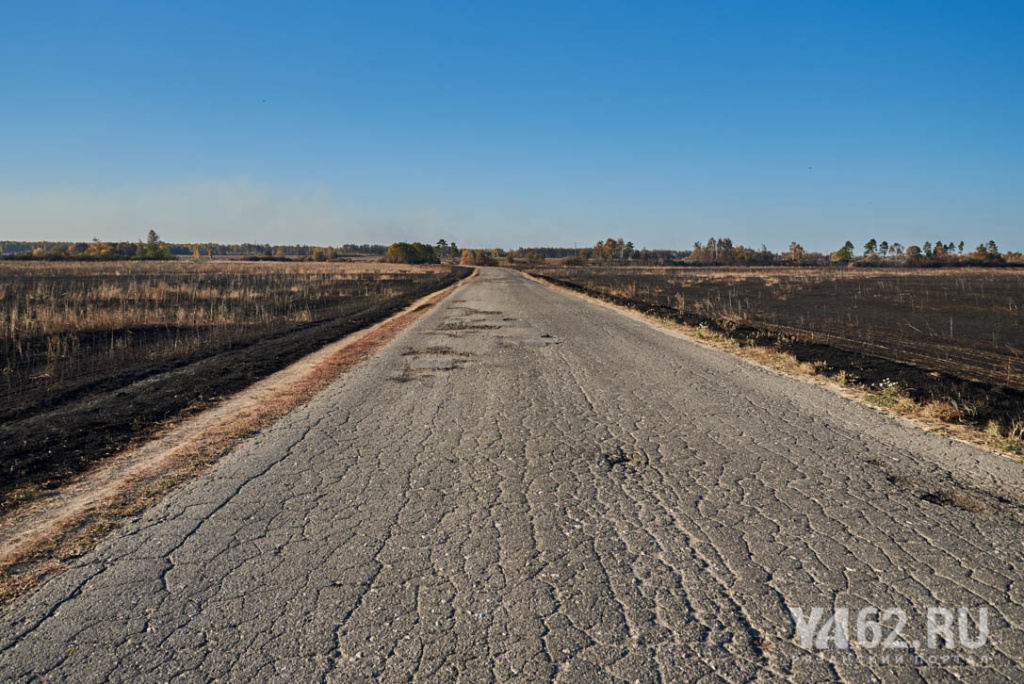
[0,260,470,504]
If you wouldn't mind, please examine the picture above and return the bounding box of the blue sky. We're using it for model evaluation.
[2,1,1022,251]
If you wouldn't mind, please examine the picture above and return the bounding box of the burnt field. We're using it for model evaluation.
[0,261,470,504]
[525,265,1024,449]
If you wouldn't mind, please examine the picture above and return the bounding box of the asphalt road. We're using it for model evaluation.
[3,267,1024,681]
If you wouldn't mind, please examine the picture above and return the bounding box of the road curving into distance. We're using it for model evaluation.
[2,267,1023,680]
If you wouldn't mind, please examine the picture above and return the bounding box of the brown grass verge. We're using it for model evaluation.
[520,270,1024,462]
[0,271,476,606]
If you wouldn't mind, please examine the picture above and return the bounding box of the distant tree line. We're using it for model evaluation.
[509,241,686,265]
[829,238,1022,266]
[507,246,582,259]
[5,232,1020,267]
[0,231,177,260]
[0,236,392,261]
[687,238,780,265]
[506,237,783,266]
[507,236,1022,267]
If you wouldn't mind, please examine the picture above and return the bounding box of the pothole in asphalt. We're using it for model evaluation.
[502,334,562,347]
[450,307,503,315]
[871,460,1014,518]
[599,447,642,470]
[919,490,994,515]
[884,472,917,488]
[437,321,502,331]
[389,371,417,383]
[390,347,469,380]
[606,453,634,467]
[402,346,470,358]
[410,357,462,371]
[389,367,447,383]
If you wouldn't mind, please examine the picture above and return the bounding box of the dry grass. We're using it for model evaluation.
[0,260,449,412]
[1,260,438,334]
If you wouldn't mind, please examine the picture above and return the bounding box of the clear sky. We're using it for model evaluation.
[2,1,1022,252]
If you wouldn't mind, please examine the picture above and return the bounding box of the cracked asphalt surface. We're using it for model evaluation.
[3,267,1024,681]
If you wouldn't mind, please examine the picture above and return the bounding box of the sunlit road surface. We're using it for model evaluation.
[3,268,1023,681]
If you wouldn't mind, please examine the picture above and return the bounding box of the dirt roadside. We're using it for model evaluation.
[0,270,477,605]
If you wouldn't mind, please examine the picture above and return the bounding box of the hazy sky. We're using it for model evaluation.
[2,1,1022,251]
